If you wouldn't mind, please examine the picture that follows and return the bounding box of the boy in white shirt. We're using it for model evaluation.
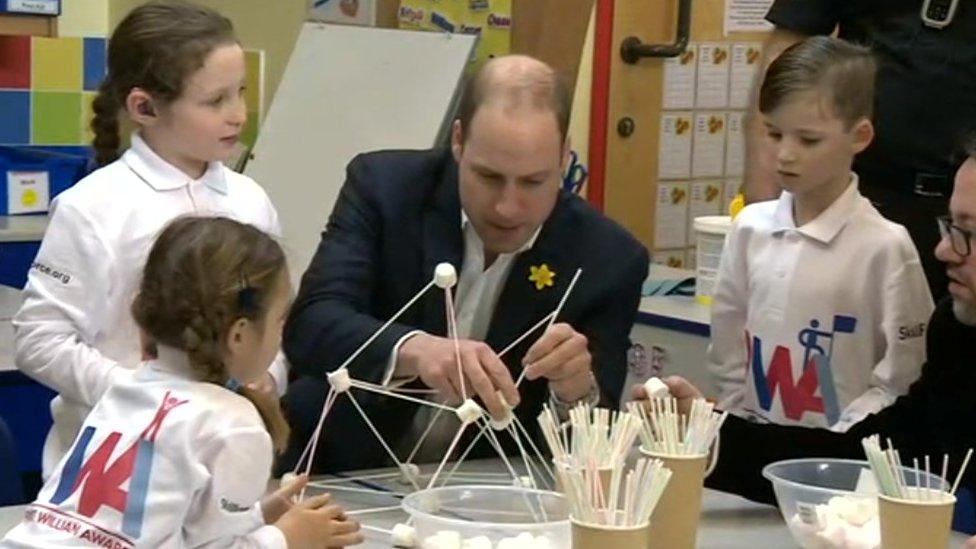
[708,36,933,431]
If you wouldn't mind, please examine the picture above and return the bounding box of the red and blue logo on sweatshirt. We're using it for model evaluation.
[48,391,187,539]
[748,315,857,425]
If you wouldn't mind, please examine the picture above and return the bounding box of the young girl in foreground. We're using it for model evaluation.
[2,217,361,548]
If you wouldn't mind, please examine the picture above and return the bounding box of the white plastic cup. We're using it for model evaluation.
[693,216,732,305]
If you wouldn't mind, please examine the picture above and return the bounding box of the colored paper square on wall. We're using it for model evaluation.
[32,37,83,92]
[244,49,263,117]
[0,36,32,89]
[0,91,30,143]
[32,91,82,145]
[81,91,96,144]
[83,37,106,92]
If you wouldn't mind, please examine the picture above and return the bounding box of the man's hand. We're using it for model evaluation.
[397,333,520,419]
[522,323,592,402]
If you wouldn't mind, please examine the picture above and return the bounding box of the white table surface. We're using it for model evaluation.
[5,459,966,547]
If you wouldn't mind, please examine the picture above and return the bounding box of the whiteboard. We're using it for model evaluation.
[245,23,476,281]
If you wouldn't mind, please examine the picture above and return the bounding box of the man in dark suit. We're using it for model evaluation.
[279,55,648,473]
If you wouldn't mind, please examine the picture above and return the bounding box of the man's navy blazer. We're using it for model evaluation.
[279,148,648,472]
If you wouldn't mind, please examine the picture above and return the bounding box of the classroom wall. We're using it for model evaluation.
[567,6,595,190]
[58,0,110,37]
[108,0,307,115]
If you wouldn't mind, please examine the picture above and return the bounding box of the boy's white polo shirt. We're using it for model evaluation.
[708,175,934,431]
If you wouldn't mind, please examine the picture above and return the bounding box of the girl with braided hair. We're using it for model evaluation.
[3,216,362,548]
[13,1,286,478]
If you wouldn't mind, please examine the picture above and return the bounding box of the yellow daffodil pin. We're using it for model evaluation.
[529,264,556,290]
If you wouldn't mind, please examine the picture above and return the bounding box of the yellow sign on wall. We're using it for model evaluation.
[397,0,511,69]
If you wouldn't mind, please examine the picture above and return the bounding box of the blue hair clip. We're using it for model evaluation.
[225,377,242,392]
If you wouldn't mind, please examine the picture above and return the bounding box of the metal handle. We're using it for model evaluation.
[620,0,692,63]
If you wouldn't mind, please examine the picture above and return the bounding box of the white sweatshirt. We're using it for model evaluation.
[13,134,286,477]
[708,177,934,431]
[0,346,286,548]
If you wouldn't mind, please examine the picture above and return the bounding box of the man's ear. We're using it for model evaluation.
[451,119,464,162]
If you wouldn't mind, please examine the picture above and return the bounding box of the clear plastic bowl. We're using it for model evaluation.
[763,458,947,549]
[401,485,570,547]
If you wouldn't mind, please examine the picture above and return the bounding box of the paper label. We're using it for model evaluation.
[725,111,745,177]
[730,43,762,108]
[7,171,50,215]
[696,43,730,109]
[724,0,775,35]
[652,249,687,269]
[655,182,689,249]
[659,113,693,179]
[689,181,723,246]
[693,113,727,178]
[663,46,697,110]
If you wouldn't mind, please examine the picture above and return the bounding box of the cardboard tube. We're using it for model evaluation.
[879,490,956,549]
[640,448,707,549]
[571,517,650,549]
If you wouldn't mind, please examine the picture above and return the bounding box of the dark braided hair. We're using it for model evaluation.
[91,1,236,165]
[132,216,290,454]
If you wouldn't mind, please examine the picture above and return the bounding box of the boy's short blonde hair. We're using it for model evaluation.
[759,36,876,128]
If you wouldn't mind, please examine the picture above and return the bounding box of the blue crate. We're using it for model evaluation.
[0,146,92,216]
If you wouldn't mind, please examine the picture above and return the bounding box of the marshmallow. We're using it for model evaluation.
[643,377,670,399]
[327,368,352,393]
[398,462,421,485]
[460,536,492,549]
[495,533,545,549]
[424,530,462,549]
[788,495,881,549]
[434,262,458,289]
[455,399,484,424]
[489,390,515,430]
[489,411,514,431]
[392,523,419,547]
[279,471,298,488]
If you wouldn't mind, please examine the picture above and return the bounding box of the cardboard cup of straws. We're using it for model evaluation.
[878,488,955,549]
[639,449,708,549]
[861,435,972,549]
[571,512,650,549]
[629,397,727,549]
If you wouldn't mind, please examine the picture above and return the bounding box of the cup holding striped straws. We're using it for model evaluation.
[538,403,643,493]
[560,458,672,549]
[861,435,972,549]
[629,398,727,457]
[630,398,727,549]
